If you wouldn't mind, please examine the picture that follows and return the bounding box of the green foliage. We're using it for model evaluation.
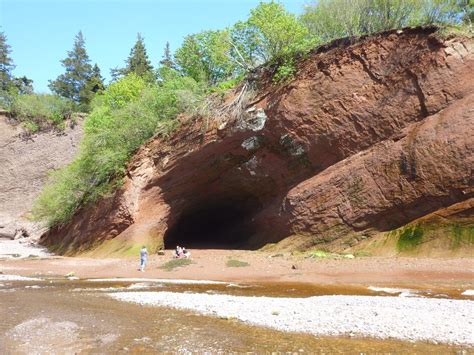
[174,1,313,85]
[0,31,35,109]
[229,1,313,83]
[91,73,146,113]
[226,259,250,267]
[112,34,154,81]
[49,31,99,111]
[12,76,34,95]
[272,58,296,83]
[160,41,174,69]
[21,121,40,133]
[79,64,104,111]
[10,94,74,126]
[246,1,312,61]
[33,73,205,227]
[0,31,15,92]
[159,258,193,271]
[175,29,234,85]
[301,0,469,43]
[397,225,424,251]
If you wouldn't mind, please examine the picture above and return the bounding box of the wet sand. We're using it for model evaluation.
[1,249,473,290]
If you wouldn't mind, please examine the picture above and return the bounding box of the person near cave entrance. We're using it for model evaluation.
[139,246,148,272]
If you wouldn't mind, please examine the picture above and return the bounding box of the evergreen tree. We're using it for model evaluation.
[49,31,93,106]
[79,63,105,108]
[113,34,154,80]
[12,76,34,94]
[0,31,15,92]
[160,41,174,68]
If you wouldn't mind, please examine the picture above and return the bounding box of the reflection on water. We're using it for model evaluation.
[0,279,472,353]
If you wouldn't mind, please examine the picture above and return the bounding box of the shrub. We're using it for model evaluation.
[32,74,205,227]
[301,0,468,43]
[10,94,74,125]
[273,58,296,83]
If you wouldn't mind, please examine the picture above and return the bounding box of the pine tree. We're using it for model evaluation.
[113,34,154,80]
[79,63,105,108]
[160,41,174,68]
[49,31,93,106]
[0,31,15,92]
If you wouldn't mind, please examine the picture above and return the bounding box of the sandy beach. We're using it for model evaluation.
[1,248,473,289]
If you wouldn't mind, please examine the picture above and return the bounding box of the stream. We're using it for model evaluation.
[0,277,472,353]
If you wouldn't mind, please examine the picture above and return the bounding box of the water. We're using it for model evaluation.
[0,279,471,353]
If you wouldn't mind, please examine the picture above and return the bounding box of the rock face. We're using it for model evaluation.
[40,28,474,255]
[0,118,83,240]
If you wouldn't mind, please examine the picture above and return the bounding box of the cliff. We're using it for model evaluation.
[0,117,83,240]
[40,27,474,256]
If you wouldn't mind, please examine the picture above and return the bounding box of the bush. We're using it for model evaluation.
[273,58,296,83]
[10,94,75,125]
[301,0,468,42]
[33,74,205,227]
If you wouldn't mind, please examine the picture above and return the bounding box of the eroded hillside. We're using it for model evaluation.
[40,28,474,256]
[0,117,83,239]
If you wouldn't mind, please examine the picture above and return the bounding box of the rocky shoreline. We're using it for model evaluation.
[109,291,474,346]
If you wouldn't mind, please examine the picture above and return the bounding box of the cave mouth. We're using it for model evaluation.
[164,196,261,250]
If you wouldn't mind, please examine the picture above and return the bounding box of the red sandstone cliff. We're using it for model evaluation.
[40,28,474,255]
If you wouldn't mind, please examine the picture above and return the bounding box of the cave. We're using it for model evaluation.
[163,194,262,250]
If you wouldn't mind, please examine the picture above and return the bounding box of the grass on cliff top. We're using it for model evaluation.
[9,94,76,133]
[159,258,193,271]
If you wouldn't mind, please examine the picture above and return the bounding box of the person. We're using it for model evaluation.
[175,245,182,258]
[182,247,191,259]
[139,245,148,272]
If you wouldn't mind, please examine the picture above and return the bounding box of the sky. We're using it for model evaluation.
[0,0,307,93]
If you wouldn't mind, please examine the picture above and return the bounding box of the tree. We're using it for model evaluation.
[245,1,311,62]
[49,31,93,108]
[113,34,154,80]
[79,64,105,109]
[175,30,236,85]
[12,76,34,94]
[0,31,15,92]
[160,41,174,68]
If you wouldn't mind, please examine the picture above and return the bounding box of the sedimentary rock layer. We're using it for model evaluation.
[40,28,474,254]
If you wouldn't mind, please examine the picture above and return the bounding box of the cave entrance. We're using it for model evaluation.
[164,196,261,250]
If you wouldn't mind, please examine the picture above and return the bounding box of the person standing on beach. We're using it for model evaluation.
[139,246,148,272]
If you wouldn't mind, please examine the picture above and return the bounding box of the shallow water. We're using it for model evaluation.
[0,279,472,353]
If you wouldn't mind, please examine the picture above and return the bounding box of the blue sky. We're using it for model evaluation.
[0,0,306,92]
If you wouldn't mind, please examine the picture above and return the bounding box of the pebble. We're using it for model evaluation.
[109,291,474,346]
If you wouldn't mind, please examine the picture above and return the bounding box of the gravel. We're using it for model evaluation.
[109,291,474,346]
[0,239,51,259]
[0,274,41,281]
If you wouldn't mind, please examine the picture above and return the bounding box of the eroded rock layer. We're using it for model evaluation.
[40,28,474,255]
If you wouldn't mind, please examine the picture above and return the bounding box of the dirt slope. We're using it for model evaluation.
[0,117,83,239]
[40,28,474,256]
